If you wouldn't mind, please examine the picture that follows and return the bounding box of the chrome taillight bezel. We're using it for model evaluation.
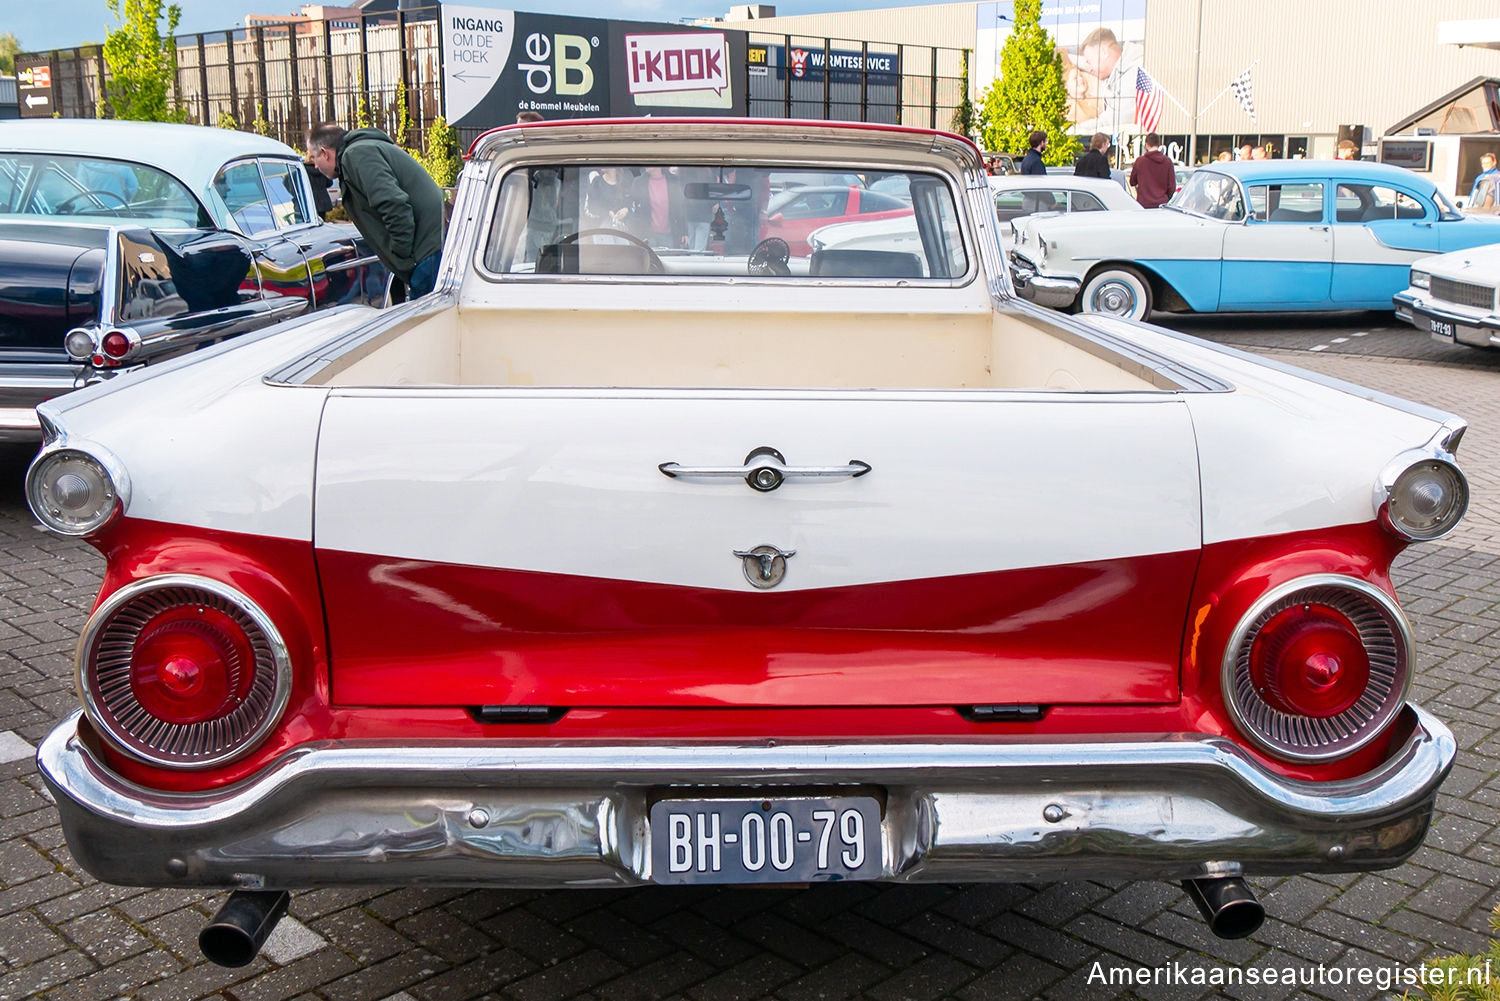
[77,575,292,769]
[1221,574,1412,763]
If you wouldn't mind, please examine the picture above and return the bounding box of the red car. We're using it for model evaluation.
[760,184,913,256]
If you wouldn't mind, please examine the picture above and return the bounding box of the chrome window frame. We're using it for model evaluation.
[470,156,980,289]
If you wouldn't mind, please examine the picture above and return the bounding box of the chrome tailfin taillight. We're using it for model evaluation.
[1222,575,1411,763]
[77,575,291,768]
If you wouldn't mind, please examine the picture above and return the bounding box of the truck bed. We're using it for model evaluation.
[310,306,1162,392]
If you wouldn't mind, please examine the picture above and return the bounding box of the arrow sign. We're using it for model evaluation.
[450,70,491,82]
[25,94,50,109]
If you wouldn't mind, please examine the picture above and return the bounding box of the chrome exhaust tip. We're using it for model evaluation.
[1181,876,1264,939]
[198,890,290,967]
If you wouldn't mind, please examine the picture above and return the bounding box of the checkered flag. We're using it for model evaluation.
[1231,66,1256,123]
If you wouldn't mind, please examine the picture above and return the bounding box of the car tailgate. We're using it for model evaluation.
[314,392,1202,708]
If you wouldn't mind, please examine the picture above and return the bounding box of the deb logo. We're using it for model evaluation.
[520,32,596,96]
[789,49,810,79]
[626,32,730,97]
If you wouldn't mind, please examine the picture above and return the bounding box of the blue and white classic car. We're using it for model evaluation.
[1011,160,1500,320]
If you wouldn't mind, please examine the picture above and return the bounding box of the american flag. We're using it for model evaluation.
[1135,67,1163,133]
[1231,66,1256,123]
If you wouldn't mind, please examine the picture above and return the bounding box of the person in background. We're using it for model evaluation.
[1129,132,1176,208]
[516,111,563,261]
[642,166,684,248]
[307,122,446,298]
[303,160,334,219]
[1019,130,1048,175]
[1250,145,1268,160]
[1215,151,1232,162]
[1470,152,1499,206]
[1335,139,1359,160]
[1236,142,1253,161]
[1074,132,1112,178]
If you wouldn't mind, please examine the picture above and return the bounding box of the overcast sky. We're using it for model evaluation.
[7,0,954,53]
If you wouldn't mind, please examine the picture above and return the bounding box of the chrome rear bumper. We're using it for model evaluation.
[0,364,81,442]
[37,706,1454,890]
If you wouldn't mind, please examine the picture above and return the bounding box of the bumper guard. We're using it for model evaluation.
[37,706,1454,890]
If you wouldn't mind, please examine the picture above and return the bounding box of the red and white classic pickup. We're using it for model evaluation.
[27,119,1462,966]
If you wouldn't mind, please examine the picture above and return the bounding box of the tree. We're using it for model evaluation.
[101,0,186,122]
[976,0,1078,165]
[949,50,975,140]
[0,32,21,76]
[419,116,462,189]
[392,80,412,148]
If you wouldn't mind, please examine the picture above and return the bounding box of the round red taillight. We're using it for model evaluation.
[1224,576,1411,762]
[1248,604,1370,718]
[130,607,255,724]
[101,330,131,359]
[80,576,291,768]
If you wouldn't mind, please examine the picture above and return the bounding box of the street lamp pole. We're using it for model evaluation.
[1188,0,1203,164]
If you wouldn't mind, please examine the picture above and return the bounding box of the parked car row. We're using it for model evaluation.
[1008,160,1500,331]
[0,119,387,441]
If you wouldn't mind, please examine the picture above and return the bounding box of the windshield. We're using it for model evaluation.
[481,164,968,281]
[0,153,209,227]
[1169,170,1245,221]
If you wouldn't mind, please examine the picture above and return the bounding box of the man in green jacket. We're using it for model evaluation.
[307,123,447,298]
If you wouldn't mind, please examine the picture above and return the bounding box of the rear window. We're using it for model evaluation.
[481,164,969,282]
[0,152,208,227]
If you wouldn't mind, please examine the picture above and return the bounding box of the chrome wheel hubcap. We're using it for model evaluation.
[1091,280,1137,316]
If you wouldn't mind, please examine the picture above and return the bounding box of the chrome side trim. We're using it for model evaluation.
[75,575,293,769]
[37,705,1453,889]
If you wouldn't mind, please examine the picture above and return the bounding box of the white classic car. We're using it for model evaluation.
[989,174,1141,251]
[1011,160,1500,320]
[1394,243,1500,349]
[28,120,1465,968]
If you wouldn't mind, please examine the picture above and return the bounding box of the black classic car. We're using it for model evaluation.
[0,119,386,442]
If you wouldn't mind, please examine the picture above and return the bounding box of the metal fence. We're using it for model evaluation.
[21,12,966,151]
[744,34,966,130]
[23,6,446,151]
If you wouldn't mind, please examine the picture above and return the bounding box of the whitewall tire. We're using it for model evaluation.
[1080,267,1152,321]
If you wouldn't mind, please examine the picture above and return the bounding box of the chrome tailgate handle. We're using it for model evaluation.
[659,446,871,492]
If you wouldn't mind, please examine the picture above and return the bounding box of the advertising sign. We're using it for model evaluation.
[443,8,747,131]
[755,44,899,84]
[16,58,55,118]
[976,1,1148,136]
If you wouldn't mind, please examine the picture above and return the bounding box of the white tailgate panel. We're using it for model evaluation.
[315,393,1201,591]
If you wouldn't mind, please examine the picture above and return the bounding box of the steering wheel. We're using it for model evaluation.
[747,237,791,277]
[55,189,130,215]
[555,228,666,275]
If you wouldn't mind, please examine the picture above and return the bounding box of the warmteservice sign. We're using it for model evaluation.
[443,7,747,130]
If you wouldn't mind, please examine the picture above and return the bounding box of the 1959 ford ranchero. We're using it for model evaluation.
[1011,159,1500,320]
[28,119,1462,967]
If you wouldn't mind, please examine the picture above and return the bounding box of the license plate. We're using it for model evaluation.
[1428,316,1455,340]
[649,796,881,884]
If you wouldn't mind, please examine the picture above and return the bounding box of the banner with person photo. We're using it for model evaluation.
[975,1,1148,138]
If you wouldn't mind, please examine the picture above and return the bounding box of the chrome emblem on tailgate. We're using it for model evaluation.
[733,545,795,589]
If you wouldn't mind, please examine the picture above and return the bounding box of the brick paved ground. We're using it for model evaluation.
[2,346,1499,1001]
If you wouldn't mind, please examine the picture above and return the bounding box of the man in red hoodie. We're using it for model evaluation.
[1129,133,1177,209]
